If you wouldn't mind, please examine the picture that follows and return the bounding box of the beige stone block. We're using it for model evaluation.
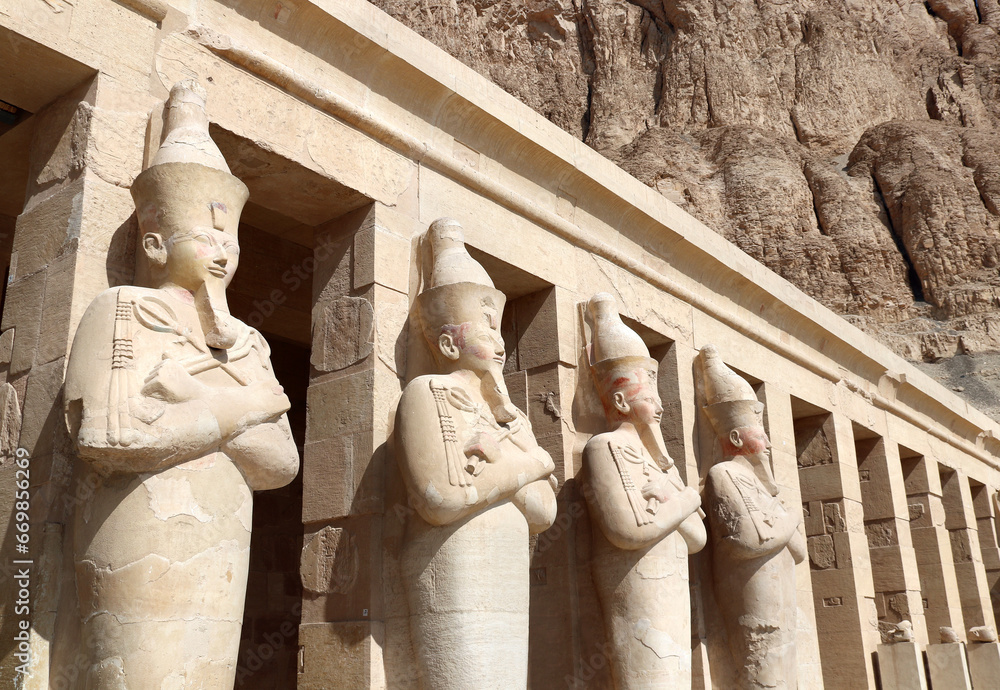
[19,358,66,462]
[35,254,75,367]
[926,642,972,690]
[311,295,375,372]
[298,621,385,690]
[814,629,872,687]
[371,363,402,442]
[799,463,846,502]
[417,166,577,289]
[870,547,907,591]
[3,270,44,375]
[306,370,375,444]
[515,288,560,370]
[834,530,871,570]
[809,534,836,569]
[373,284,410,379]
[552,286,582,368]
[0,328,14,365]
[302,432,379,524]
[912,527,950,564]
[968,642,1000,689]
[12,181,82,280]
[908,495,933,528]
[353,221,412,294]
[805,500,825,536]
[811,571,863,628]
[300,514,382,624]
[877,642,928,690]
[75,172,137,275]
[525,363,565,445]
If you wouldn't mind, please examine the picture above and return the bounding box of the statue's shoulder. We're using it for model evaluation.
[402,374,469,396]
[583,430,617,458]
[73,286,139,344]
[79,285,130,316]
[706,461,736,487]
[78,286,166,325]
[399,374,478,415]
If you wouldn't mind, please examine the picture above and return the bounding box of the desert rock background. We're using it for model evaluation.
[368,0,1000,419]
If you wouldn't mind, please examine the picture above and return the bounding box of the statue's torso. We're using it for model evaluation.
[587,432,693,689]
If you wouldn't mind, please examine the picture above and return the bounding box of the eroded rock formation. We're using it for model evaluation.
[370,0,1000,409]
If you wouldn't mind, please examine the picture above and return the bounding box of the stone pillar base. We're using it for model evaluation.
[968,641,1000,690]
[876,642,928,690]
[926,642,971,690]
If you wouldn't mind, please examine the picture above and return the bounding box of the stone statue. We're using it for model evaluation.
[699,344,806,689]
[64,81,299,687]
[887,620,915,643]
[940,626,960,643]
[395,218,558,689]
[969,625,998,642]
[582,293,706,689]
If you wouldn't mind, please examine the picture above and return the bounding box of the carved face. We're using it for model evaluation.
[607,368,660,424]
[612,382,662,426]
[438,303,505,373]
[148,227,240,291]
[724,425,770,462]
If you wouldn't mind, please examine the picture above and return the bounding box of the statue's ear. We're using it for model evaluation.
[438,332,460,361]
[143,233,167,267]
[612,391,629,415]
[729,429,744,449]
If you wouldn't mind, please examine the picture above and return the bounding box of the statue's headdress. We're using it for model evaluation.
[699,344,764,436]
[415,218,505,342]
[588,293,658,401]
[700,345,776,493]
[130,80,248,241]
[130,80,248,349]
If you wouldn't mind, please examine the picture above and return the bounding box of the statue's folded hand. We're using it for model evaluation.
[141,358,205,402]
[640,476,675,503]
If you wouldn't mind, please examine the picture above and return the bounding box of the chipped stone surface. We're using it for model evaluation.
[311,295,375,372]
[143,473,212,523]
[300,525,360,594]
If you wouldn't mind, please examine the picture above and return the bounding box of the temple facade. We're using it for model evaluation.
[0,0,999,688]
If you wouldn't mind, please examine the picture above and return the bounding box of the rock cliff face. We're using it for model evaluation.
[370,0,1000,415]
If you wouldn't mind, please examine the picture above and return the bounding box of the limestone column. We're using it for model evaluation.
[6,71,154,682]
[926,640,973,690]
[876,640,928,690]
[756,384,824,688]
[899,451,966,638]
[940,467,996,631]
[856,436,927,643]
[503,285,581,689]
[795,410,878,687]
[297,201,416,688]
[971,481,1000,625]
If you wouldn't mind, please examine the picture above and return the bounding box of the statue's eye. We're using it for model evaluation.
[224,243,240,255]
[194,234,214,246]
